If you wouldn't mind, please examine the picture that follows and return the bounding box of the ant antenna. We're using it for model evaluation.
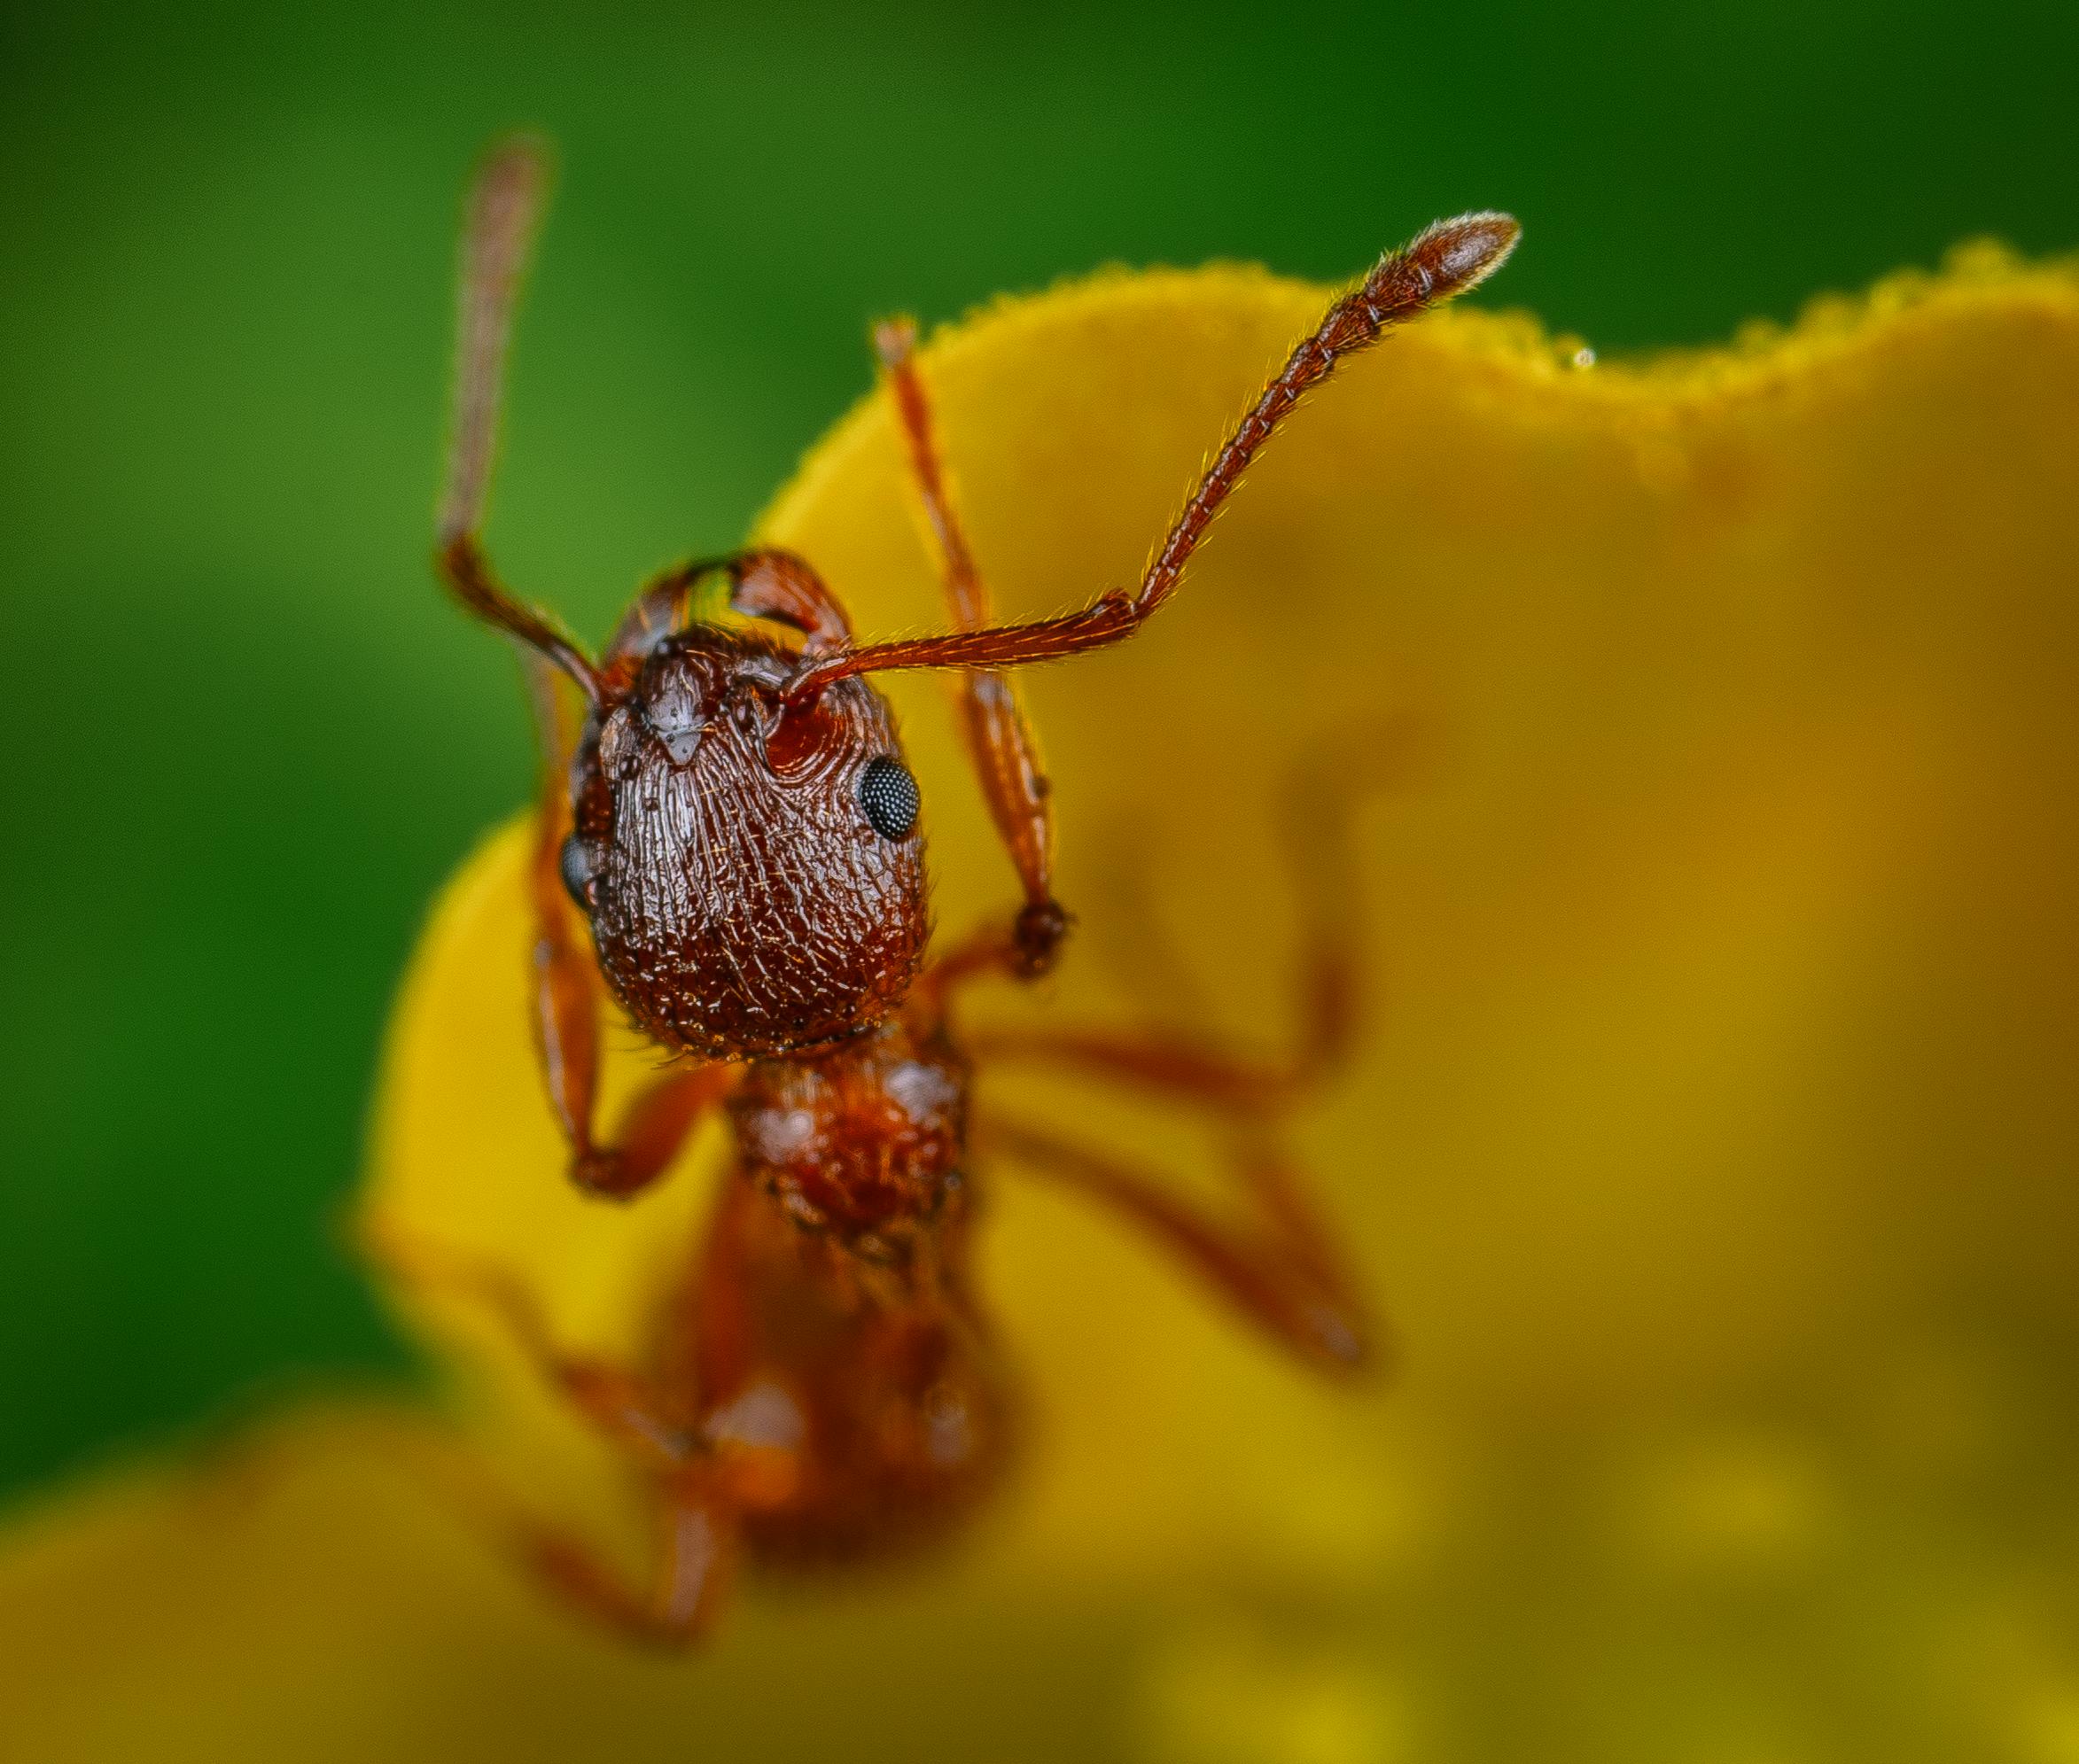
[436,134,602,703]
[785,213,1520,705]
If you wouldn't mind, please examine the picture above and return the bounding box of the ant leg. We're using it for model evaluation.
[524,1492,735,1648]
[578,1058,737,1201]
[437,142,712,1201]
[361,1233,693,1471]
[876,316,1069,976]
[387,1236,737,1645]
[969,734,1403,1360]
[788,214,1518,700]
[978,1113,1370,1374]
[385,1407,733,1647]
[961,850,1344,1110]
[519,653,737,1201]
[969,1023,1302,1114]
[968,723,1410,1108]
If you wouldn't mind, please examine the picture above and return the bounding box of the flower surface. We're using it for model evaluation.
[3,251,2077,1762]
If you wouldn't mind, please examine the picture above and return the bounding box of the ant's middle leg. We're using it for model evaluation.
[967,726,1409,1114]
[979,1113,1370,1373]
[876,316,1069,978]
[967,736,1409,1364]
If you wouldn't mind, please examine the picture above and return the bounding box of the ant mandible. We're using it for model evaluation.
[402,136,1516,1644]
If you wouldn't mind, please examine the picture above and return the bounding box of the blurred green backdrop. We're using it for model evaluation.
[0,0,2074,1501]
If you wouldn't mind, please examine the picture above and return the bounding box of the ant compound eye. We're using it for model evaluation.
[559,832,598,910]
[859,756,920,841]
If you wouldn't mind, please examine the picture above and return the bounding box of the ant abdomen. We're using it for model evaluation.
[565,626,930,1061]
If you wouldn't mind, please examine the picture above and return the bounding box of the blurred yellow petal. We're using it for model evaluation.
[0,1402,1141,1761]
[11,246,2079,1759]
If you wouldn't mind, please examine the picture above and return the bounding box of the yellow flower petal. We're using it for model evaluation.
[11,248,2079,1758]
[0,1402,1147,1760]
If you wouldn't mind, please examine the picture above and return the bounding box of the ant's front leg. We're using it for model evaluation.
[521,655,737,1200]
[876,317,1070,979]
[436,140,732,1201]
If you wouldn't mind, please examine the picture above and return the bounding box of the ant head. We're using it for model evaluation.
[559,554,929,1061]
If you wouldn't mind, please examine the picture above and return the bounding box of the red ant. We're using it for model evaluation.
[394,136,1516,1644]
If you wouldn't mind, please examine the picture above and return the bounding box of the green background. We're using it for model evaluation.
[1,0,2074,1501]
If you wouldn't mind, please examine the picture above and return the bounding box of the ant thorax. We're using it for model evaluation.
[560,626,929,1061]
[728,1019,970,1255]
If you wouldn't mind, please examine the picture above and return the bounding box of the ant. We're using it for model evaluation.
[389,136,1516,1644]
